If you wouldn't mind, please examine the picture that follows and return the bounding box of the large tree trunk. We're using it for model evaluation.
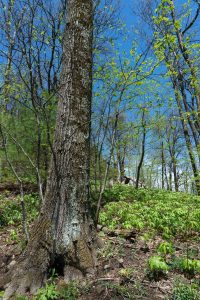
[2,1,96,298]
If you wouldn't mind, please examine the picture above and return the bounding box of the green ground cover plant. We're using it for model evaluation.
[147,255,169,280]
[0,186,200,299]
[0,193,39,226]
[99,185,200,237]
[170,280,199,300]
[178,259,200,275]
[157,241,175,256]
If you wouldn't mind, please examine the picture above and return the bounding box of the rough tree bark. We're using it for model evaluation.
[2,0,96,298]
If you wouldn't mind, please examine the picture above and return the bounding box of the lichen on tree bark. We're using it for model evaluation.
[1,0,96,298]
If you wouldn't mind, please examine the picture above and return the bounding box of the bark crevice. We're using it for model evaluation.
[1,0,96,298]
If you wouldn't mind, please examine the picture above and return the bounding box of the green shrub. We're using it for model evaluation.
[33,281,79,300]
[58,282,79,300]
[179,258,200,275]
[148,255,169,272]
[148,255,169,280]
[157,242,174,256]
[34,283,59,300]
[9,228,19,242]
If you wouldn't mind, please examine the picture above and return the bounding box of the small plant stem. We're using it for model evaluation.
[0,125,29,242]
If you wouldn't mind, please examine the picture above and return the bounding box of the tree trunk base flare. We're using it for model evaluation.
[0,0,96,298]
[2,216,97,299]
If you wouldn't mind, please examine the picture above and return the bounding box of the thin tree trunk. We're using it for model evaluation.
[4,0,15,108]
[170,0,200,117]
[95,113,119,225]
[136,110,146,189]
[178,71,200,163]
[169,163,173,191]
[161,142,169,190]
[161,141,165,189]
[173,80,200,194]
[172,155,178,192]
[1,127,44,203]
[0,126,29,243]
[117,152,125,183]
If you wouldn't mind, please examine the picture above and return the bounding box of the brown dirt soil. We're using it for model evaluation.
[0,224,200,299]
[0,183,38,194]
[0,227,22,277]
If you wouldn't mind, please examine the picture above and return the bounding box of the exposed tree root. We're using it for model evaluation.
[4,268,47,299]
[3,242,50,299]
[2,226,97,299]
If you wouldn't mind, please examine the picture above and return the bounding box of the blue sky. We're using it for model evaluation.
[123,0,200,29]
[113,0,200,76]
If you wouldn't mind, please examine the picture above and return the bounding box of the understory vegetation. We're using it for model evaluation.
[100,186,200,237]
[0,0,200,298]
[0,185,199,299]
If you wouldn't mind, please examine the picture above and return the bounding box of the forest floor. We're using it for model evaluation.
[0,224,199,299]
[0,186,200,299]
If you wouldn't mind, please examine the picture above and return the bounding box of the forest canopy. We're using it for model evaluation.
[0,0,200,299]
